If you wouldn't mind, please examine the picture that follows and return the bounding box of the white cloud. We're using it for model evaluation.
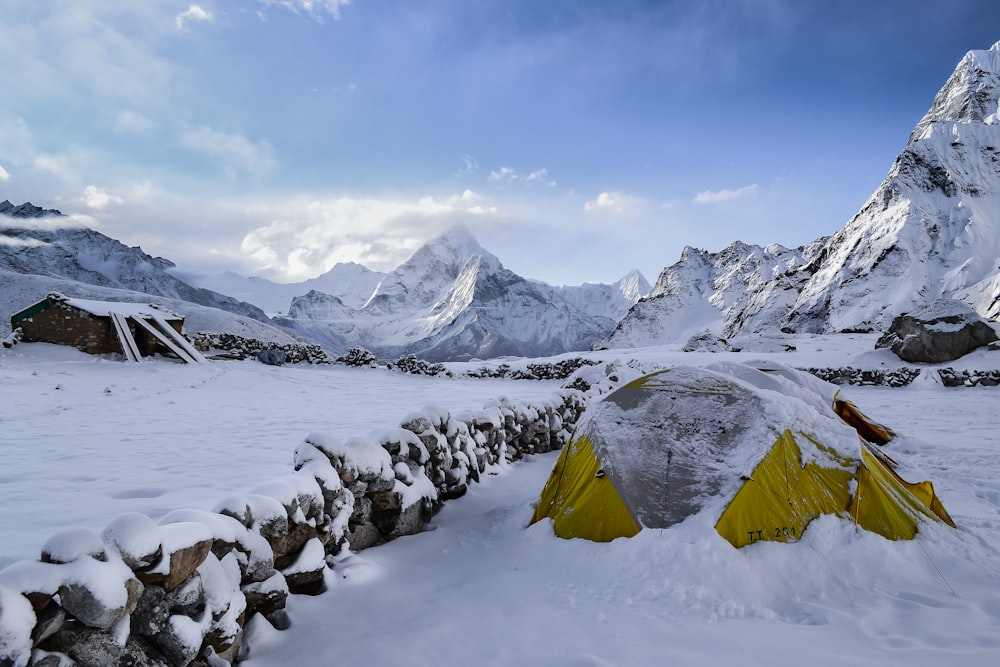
[458,154,478,175]
[115,110,156,136]
[488,166,556,187]
[175,5,214,31]
[32,153,72,179]
[83,185,124,210]
[489,166,516,182]
[239,190,499,281]
[259,0,351,22]
[584,191,642,215]
[693,183,759,204]
[0,165,9,182]
[178,125,277,174]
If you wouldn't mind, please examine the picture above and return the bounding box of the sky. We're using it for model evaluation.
[2,1,1000,286]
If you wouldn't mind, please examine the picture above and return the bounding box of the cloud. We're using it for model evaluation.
[32,153,73,179]
[0,165,9,182]
[115,110,157,136]
[488,166,556,187]
[693,183,759,204]
[458,154,478,175]
[584,191,642,215]
[176,5,214,31]
[239,190,499,281]
[83,185,124,210]
[259,0,351,22]
[178,125,277,174]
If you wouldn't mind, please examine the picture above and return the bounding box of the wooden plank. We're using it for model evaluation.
[148,313,206,362]
[110,312,142,362]
[131,316,196,363]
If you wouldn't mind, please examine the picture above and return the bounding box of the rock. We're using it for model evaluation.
[345,522,381,551]
[0,586,34,667]
[681,329,731,352]
[139,523,213,592]
[41,530,107,564]
[241,571,288,618]
[102,513,163,570]
[876,299,999,363]
[131,585,170,637]
[256,348,286,366]
[152,615,202,667]
[40,627,165,667]
[280,538,327,596]
[57,559,143,631]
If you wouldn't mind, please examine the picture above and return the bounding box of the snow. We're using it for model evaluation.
[2,337,1000,665]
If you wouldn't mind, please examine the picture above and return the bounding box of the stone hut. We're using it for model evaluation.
[9,293,204,363]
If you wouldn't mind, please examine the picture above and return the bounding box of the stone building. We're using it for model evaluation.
[10,292,203,362]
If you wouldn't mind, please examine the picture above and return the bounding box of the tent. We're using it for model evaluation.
[531,363,954,547]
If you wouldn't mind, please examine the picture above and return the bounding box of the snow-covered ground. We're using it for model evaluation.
[3,337,999,665]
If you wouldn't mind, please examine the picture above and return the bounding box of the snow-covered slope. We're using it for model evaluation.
[276,226,630,361]
[0,204,269,323]
[555,269,651,322]
[601,241,813,347]
[610,40,1000,346]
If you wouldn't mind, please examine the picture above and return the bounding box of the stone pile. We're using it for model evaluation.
[336,347,379,368]
[937,368,1000,386]
[191,333,332,365]
[803,367,922,387]
[385,354,450,377]
[0,391,587,667]
[466,358,599,381]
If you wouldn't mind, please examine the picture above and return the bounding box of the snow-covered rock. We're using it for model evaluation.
[875,298,999,362]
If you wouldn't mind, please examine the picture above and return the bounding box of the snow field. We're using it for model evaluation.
[1,338,999,665]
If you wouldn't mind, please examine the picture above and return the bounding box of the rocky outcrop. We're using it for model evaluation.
[875,300,999,363]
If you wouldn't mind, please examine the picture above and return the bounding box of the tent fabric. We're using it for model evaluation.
[833,396,895,445]
[532,434,640,542]
[531,364,953,547]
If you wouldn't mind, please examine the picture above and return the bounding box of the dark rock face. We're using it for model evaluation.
[876,300,999,362]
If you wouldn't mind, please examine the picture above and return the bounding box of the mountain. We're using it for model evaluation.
[601,241,816,347]
[0,204,271,322]
[610,40,1000,346]
[274,226,645,361]
[0,204,305,343]
[555,269,652,322]
[178,262,386,316]
[782,41,1000,332]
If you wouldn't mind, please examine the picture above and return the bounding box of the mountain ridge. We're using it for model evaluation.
[609,40,1000,347]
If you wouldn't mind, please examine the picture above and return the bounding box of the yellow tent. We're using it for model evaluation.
[531,363,953,547]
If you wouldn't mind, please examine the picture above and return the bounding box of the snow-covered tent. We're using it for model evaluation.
[531,363,954,547]
[9,292,205,363]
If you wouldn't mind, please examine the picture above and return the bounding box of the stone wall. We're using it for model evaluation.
[802,367,922,387]
[191,333,333,365]
[16,301,120,356]
[0,391,587,667]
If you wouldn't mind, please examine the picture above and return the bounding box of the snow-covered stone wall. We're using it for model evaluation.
[0,391,587,667]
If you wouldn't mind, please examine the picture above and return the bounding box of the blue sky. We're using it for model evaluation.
[2,1,1000,286]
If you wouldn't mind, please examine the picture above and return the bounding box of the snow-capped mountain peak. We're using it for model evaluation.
[910,40,1000,143]
[607,40,1000,347]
